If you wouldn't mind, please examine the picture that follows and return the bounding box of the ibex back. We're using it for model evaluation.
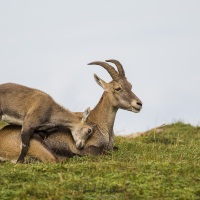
[0,83,93,163]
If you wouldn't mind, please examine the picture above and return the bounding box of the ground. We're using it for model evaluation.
[0,122,200,199]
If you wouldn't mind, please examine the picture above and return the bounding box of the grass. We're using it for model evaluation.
[0,122,200,199]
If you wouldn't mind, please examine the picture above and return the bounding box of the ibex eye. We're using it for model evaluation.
[115,87,121,92]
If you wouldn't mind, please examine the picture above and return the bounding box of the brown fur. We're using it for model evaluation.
[0,125,57,163]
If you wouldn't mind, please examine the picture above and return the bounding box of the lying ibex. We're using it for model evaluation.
[0,83,92,163]
[0,59,142,162]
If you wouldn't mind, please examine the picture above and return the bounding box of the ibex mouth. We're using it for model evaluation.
[76,141,84,150]
[130,106,141,113]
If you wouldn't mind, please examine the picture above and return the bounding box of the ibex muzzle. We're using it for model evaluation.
[0,83,93,163]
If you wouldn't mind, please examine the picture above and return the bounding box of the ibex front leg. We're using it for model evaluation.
[17,126,34,163]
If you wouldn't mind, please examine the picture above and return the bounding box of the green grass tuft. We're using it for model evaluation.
[0,121,7,129]
[0,122,200,199]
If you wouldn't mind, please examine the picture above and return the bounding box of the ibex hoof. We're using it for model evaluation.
[16,158,24,164]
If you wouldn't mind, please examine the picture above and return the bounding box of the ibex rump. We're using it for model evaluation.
[0,83,92,163]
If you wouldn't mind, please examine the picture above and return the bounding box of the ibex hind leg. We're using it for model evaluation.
[28,134,58,163]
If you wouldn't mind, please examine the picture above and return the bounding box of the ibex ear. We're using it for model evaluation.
[94,74,108,90]
[82,107,91,122]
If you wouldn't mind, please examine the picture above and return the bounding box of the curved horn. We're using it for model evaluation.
[106,59,125,77]
[88,61,120,81]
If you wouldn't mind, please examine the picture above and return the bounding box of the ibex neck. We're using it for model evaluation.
[89,92,118,135]
[51,105,78,129]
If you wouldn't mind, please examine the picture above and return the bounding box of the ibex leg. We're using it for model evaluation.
[17,128,33,163]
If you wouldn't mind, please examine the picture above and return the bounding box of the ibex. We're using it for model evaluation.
[0,83,93,163]
[0,59,142,162]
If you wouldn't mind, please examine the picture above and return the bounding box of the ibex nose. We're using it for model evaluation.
[137,102,143,107]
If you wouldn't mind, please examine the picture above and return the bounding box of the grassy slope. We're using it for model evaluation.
[0,122,200,200]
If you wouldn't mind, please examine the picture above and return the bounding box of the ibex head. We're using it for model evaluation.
[88,59,143,113]
[71,107,93,149]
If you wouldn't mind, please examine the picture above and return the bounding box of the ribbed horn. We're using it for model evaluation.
[106,59,125,77]
[88,61,120,81]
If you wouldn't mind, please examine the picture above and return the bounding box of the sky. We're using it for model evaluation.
[0,1,199,135]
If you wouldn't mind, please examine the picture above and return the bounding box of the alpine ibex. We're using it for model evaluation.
[0,83,93,163]
[0,59,142,162]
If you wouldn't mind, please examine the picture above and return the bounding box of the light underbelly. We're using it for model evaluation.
[1,114,23,125]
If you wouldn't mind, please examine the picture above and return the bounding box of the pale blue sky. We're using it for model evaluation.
[0,1,200,134]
